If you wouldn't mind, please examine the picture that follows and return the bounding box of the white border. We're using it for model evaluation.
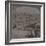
[9,2,10,41]
[8,2,44,43]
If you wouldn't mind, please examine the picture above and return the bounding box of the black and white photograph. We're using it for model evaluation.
[5,1,45,44]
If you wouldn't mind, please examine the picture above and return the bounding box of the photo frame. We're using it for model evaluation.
[5,1,45,45]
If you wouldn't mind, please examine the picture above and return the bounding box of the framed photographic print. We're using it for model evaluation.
[5,1,45,45]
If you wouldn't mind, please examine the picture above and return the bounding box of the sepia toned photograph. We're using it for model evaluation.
[5,1,45,44]
[10,3,40,38]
